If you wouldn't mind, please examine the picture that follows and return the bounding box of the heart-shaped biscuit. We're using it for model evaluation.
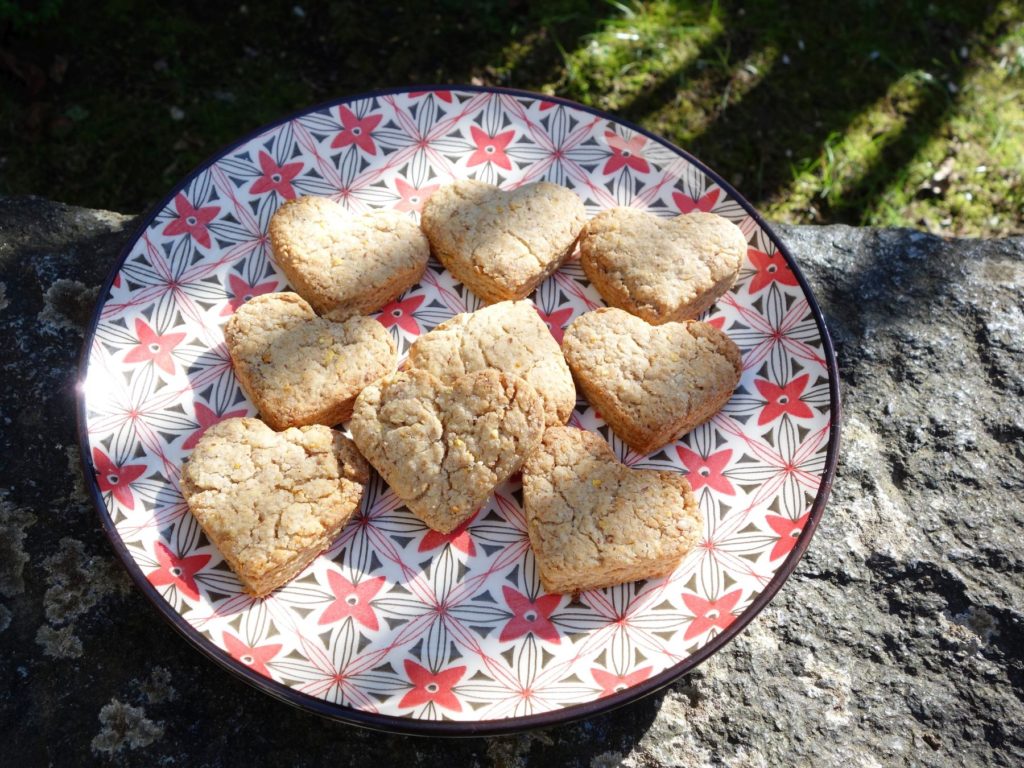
[562,308,741,454]
[180,417,369,597]
[269,195,430,316]
[225,292,396,430]
[580,207,747,323]
[523,426,701,594]
[405,300,575,427]
[350,369,545,533]
[420,180,586,303]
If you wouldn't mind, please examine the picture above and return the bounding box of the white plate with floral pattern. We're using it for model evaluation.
[77,86,840,735]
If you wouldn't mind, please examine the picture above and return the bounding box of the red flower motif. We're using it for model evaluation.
[591,666,653,697]
[331,106,382,155]
[162,192,220,249]
[399,660,466,712]
[766,511,811,561]
[319,572,385,630]
[682,590,742,640]
[147,542,210,602]
[122,318,186,375]
[534,306,573,344]
[673,188,720,214]
[755,374,813,425]
[394,178,439,213]
[250,151,303,199]
[747,248,798,294]
[409,90,452,102]
[377,294,425,335]
[92,448,146,510]
[223,631,282,677]
[419,513,477,556]
[499,586,561,643]
[183,402,249,451]
[221,274,280,316]
[676,447,734,495]
[603,131,649,175]
[467,126,514,170]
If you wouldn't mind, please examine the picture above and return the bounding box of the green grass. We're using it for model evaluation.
[1,0,1021,235]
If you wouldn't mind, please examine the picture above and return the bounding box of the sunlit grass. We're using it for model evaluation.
[866,4,1024,235]
[642,43,779,157]
[766,0,1024,235]
[547,0,726,111]
[1,0,1021,235]
[770,70,943,223]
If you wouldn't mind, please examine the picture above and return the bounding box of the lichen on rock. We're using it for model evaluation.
[90,700,164,755]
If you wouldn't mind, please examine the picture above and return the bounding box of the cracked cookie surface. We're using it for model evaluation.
[269,195,429,316]
[180,417,369,597]
[405,300,575,427]
[420,180,586,303]
[523,426,701,594]
[563,307,741,454]
[350,369,545,533]
[226,292,396,430]
[580,207,746,323]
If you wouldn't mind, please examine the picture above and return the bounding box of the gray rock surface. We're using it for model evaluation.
[0,196,1021,766]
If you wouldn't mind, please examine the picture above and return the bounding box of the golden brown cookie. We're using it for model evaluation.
[419,179,586,303]
[268,195,430,316]
[579,207,746,324]
[225,292,396,430]
[180,417,369,597]
[405,300,575,427]
[562,307,741,454]
[350,369,545,533]
[523,426,702,594]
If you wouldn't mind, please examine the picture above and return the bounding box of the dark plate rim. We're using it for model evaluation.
[75,84,842,738]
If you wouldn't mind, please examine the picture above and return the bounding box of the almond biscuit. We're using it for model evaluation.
[350,369,545,533]
[420,180,586,303]
[523,426,702,594]
[268,195,430,316]
[579,207,746,324]
[562,307,741,454]
[225,292,396,430]
[405,300,575,427]
[180,417,369,597]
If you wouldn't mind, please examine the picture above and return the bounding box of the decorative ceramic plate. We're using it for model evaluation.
[77,86,839,735]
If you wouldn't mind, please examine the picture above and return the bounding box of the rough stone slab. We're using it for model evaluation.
[0,196,1021,766]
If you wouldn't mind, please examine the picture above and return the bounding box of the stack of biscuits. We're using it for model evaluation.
[181,180,747,598]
